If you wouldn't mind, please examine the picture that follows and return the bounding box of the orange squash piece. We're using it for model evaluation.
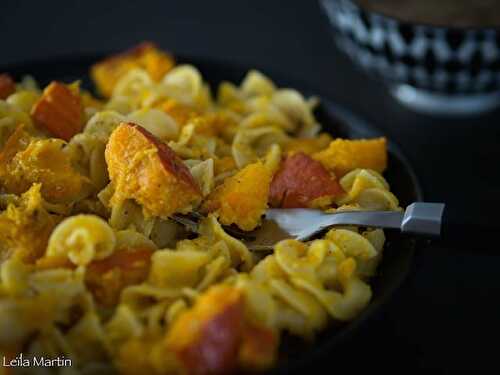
[165,285,278,374]
[85,247,154,306]
[313,137,387,177]
[36,246,154,306]
[91,42,174,97]
[203,161,271,231]
[269,152,344,209]
[0,73,15,99]
[238,323,278,371]
[31,81,83,141]
[0,124,87,203]
[165,285,245,375]
[105,122,201,218]
[0,184,60,264]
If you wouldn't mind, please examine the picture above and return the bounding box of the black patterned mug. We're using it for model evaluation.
[320,0,500,115]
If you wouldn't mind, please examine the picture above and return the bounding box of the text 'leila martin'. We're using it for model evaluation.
[3,353,72,368]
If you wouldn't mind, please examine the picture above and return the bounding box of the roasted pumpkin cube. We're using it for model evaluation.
[165,285,245,375]
[238,323,278,371]
[91,42,174,97]
[203,161,271,231]
[313,137,387,177]
[105,122,201,217]
[31,81,84,141]
[269,152,344,209]
[36,246,154,306]
[0,125,88,203]
[0,184,60,263]
[0,73,15,99]
[85,247,154,306]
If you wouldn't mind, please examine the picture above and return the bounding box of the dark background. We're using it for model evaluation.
[1,0,499,373]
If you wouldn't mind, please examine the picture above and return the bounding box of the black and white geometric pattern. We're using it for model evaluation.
[320,0,500,94]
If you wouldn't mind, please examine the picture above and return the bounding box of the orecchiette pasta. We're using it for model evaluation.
[0,100,35,148]
[186,158,215,196]
[127,108,179,141]
[335,168,400,210]
[232,126,289,168]
[83,110,126,140]
[0,43,401,375]
[47,215,116,265]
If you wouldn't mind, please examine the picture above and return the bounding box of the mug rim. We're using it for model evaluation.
[320,0,500,32]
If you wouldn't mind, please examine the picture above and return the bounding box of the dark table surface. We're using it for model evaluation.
[2,0,499,373]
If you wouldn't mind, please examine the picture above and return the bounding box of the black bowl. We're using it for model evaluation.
[1,54,423,373]
[320,0,500,115]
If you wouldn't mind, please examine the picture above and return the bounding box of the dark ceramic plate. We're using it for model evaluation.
[1,55,423,374]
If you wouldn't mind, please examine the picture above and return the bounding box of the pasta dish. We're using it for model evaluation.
[0,42,400,374]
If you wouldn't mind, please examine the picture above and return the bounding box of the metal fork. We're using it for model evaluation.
[172,203,445,251]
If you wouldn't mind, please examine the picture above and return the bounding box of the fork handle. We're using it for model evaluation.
[402,203,496,254]
[435,204,497,254]
[401,202,445,236]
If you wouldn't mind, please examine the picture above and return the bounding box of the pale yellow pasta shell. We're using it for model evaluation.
[337,168,390,206]
[325,228,378,260]
[105,305,144,350]
[149,218,183,249]
[0,299,40,346]
[84,110,126,140]
[240,109,293,132]
[6,91,40,113]
[0,100,33,127]
[161,64,202,105]
[363,228,386,252]
[47,215,116,266]
[197,255,230,291]
[115,229,157,250]
[149,249,210,288]
[120,284,184,310]
[355,229,386,278]
[105,96,135,114]
[293,276,372,321]
[232,126,289,168]
[274,240,322,283]
[109,199,156,237]
[251,255,286,282]
[241,70,276,97]
[356,188,400,211]
[199,215,254,270]
[263,143,282,174]
[271,89,320,137]
[235,275,277,328]
[128,108,179,141]
[342,169,386,192]
[269,279,328,331]
[188,158,215,197]
[166,299,188,324]
[66,311,107,361]
[0,257,30,296]
[112,68,153,99]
